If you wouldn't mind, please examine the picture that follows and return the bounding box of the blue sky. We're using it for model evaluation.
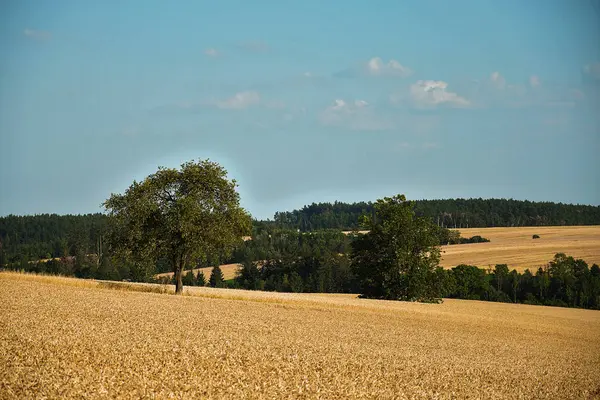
[1,0,599,219]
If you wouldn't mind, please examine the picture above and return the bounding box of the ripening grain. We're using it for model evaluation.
[440,225,600,271]
[155,262,241,281]
[1,272,599,399]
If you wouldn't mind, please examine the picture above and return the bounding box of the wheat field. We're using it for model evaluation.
[156,226,600,280]
[1,272,599,399]
[155,262,241,281]
[440,225,600,272]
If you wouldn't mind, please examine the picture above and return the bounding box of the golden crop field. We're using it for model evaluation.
[155,262,241,281]
[1,272,599,399]
[440,225,600,272]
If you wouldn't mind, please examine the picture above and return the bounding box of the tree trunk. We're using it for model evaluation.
[174,264,183,294]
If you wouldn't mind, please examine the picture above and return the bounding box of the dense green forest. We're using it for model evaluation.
[273,198,600,231]
[0,213,107,264]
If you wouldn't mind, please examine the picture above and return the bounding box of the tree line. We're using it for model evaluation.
[273,198,600,231]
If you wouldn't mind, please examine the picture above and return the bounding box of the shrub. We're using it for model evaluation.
[532,234,540,239]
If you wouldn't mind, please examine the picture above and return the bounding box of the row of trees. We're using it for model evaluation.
[273,198,600,231]
[3,198,598,264]
[446,255,600,309]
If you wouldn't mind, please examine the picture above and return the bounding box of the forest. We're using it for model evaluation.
[273,198,600,230]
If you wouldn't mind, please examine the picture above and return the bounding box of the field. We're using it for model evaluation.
[156,226,600,280]
[440,225,600,272]
[1,272,599,399]
[155,262,241,281]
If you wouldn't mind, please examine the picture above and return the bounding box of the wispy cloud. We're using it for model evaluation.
[23,28,51,41]
[204,48,220,58]
[336,57,412,78]
[238,41,269,53]
[150,91,263,114]
[477,71,582,108]
[216,91,261,109]
[319,99,393,131]
[529,75,541,88]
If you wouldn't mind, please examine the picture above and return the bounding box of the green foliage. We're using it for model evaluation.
[442,254,600,309]
[235,260,262,290]
[196,270,207,286]
[272,199,600,231]
[0,213,107,263]
[450,265,490,300]
[350,194,442,302]
[103,159,251,293]
[182,270,196,286]
[209,265,225,288]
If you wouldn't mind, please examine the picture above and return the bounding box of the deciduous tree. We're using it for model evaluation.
[350,194,442,302]
[103,159,251,294]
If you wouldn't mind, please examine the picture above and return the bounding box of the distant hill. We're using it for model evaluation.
[272,198,600,231]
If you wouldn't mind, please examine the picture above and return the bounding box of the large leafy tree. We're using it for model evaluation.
[103,159,251,293]
[350,194,442,302]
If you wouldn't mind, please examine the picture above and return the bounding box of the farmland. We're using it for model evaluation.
[1,272,599,399]
[440,225,600,272]
[157,226,600,280]
[155,262,242,281]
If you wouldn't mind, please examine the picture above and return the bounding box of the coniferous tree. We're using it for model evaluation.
[209,266,225,288]
[196,271,207,286]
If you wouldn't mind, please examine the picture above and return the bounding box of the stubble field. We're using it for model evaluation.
[1,272,599,399]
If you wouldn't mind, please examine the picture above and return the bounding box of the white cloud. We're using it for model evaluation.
[23,28,51,41]
[204,48,220,58]
[216,91,260,109]
[319,99,392,131]
[408,80,470,108]
[366,57,413,77]
[336,57,412,78]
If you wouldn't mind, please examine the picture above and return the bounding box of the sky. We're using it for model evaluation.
[1,0,599,220]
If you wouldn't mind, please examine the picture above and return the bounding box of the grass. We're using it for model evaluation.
[440,225,600,271]
[1,271,599,399]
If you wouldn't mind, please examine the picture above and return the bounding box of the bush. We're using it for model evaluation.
[532,234,540,239]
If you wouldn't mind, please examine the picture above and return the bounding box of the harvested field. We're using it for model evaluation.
[440,225,600,272]
[1,272,599,399]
